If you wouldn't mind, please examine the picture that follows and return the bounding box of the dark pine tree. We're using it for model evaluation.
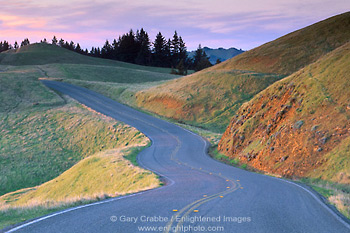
[13,41,19,49]
[69,41,75,50]
[101,40,113,59]
[112,39,119,59]
[90,47,96,56]
[178,36,189,73]
[116,29,139,63]
[152,32,167,67]
[75,43,82,53]
[52,36,58,45]
[165,39,172,67]
[178,36,187,61]
[58,38,65,47]
[170,31,180,66]
[63,41,70,49]
[4,41,9,51]
[193,44,212,71]
[135,28,151,65]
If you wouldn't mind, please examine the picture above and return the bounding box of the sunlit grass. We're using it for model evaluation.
[135,70,284,132]
[0,147,159,209]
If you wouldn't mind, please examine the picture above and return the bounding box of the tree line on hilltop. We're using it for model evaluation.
[1,29,214,73]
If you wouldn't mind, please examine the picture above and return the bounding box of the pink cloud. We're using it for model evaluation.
[0,0,349,50]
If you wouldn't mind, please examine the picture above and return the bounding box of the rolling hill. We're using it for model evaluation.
[135,12,350,132]
[218,41,350,183]
[0,43,173,74]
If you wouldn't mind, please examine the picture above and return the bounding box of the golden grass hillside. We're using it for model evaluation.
[218,41,350,182]
[136,71,283,132]
[134,12,350,132]
[0,147,158,210]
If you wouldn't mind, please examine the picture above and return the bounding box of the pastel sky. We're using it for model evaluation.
[1,0,349,51]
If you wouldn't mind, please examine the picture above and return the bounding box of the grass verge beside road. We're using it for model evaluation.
[0,66,161,229]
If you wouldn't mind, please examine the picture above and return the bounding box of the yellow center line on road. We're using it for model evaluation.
[172,182,241,233]
[164,165,242,233]
[61,85,244,233]
[164,181,238,233]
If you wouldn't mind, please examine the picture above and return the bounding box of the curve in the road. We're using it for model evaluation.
[6,81,350,233]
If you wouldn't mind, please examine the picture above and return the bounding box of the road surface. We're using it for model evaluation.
[7,81,350,233]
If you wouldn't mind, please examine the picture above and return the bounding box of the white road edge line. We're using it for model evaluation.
[6,135,175,233]
[182,126,350,230]
[272,176,350,230]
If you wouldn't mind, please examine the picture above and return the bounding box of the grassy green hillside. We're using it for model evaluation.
[0,43,173,74]
[133,12,350,133]
[218,42,350,217]
[0,69,152,196]
[0,44,172,228]
[43,63,176,83]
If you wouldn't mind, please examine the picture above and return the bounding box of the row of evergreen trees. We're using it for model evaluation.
[51,29,212,73]
[85,29,212,72]
[0,38,31,52]
[0,29,213,73]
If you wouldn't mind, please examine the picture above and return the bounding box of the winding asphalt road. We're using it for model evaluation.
[7,81,350,233]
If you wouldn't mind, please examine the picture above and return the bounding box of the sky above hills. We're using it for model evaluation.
[1,0,349,50]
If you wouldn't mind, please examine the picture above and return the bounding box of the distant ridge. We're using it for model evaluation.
[188,47,244,64]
